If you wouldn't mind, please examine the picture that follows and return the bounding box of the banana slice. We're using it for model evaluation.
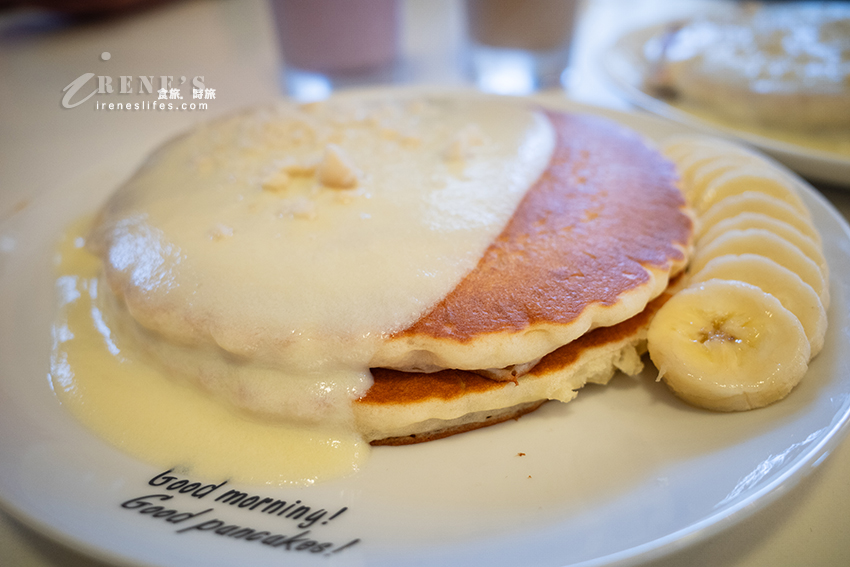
[697,213,828,280]
[688,155,764,201]
[673,152,726,198]
[697,192,820,245]
[661,135,754,162]
[673,147,733,177]
[689,228,829,308]
[663,140,759,201]
[690,254,827,358]
[674,153,761,202]
[660,137,715,162]
[693,165,809,215]
[647,279,810,412]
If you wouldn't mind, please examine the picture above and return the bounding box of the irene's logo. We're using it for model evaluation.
[61,52,215,111]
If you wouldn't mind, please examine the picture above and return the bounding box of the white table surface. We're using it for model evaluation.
[1,1,848,565]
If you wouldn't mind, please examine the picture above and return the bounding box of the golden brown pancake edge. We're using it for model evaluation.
[372,110,692,374]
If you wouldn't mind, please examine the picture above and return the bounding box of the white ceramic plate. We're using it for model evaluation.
[2,98,850,567]
[602,23,850,187]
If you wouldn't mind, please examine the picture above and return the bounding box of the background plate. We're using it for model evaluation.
[1,97,850,567]
[602,23,850,187]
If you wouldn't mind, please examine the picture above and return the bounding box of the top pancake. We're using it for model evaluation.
[373,110,692,373]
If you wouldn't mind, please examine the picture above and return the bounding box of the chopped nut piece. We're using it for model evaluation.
[261,170,291,192]
[379,127,399,141]
[318,144,360,189]
[281,159,318,176]
[278,197,317,220]
[208,224,234,241]
[193,155,216,175]
[327,130,346,144]
[400,135,421,149]
[262,158,320,192]
[444,124,485,161]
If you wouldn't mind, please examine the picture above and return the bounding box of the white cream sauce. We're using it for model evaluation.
[52,220,368,485]
[52,96,555,483]
[88,97,554,425]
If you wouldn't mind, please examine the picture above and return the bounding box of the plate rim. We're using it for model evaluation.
[2,91,850,567]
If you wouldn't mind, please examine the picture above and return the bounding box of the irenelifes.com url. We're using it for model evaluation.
[95,100,209,111]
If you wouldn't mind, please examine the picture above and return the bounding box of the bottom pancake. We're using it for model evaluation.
[356,292,671,445]
[368,401,547,446]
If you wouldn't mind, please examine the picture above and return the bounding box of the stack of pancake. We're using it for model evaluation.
[359,110,692,444]
[87,94,692,446]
